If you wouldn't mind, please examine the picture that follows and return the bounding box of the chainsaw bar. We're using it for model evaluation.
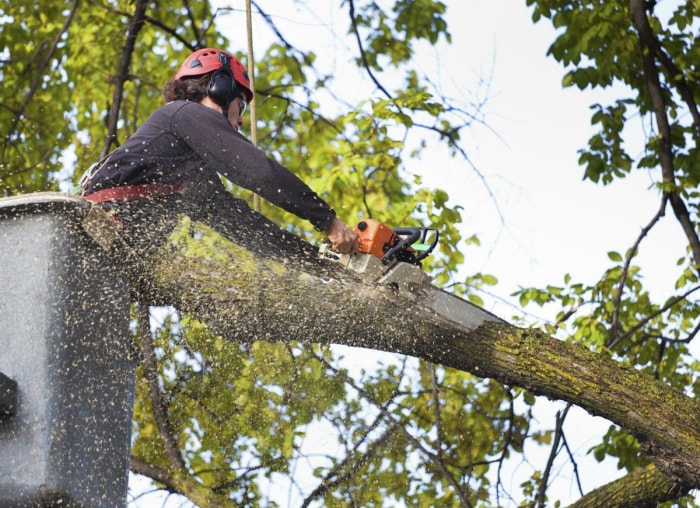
[319,246,504,331]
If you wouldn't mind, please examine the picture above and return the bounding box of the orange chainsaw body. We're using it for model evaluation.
[354,219,404,259]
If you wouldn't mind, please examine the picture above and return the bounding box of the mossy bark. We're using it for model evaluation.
[568,464,683,508]
[441,325,700,488]
[144,218,700,505]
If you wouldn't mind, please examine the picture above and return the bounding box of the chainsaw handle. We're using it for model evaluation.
[382,228,421,264]
[385,227,440,264]
[419,228,440,260]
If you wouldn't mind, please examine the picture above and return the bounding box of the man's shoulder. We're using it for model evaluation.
[159,100,199,114]
[158,100,223,122]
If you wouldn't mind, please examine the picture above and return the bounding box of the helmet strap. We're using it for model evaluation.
[221,101,231,121]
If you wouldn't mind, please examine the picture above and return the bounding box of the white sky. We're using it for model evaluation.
[430,2,681,303]
[130,1,697,505]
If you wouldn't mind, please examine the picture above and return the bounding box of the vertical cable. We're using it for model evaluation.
[245,0,261,213]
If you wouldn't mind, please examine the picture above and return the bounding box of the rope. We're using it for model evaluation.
[245,0,261,213]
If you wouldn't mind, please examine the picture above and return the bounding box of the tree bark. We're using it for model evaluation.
[143,217,700,504]
[568,464,683,508]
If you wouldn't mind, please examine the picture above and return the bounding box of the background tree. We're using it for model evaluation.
[1,1,699,507]
[519,0,700,496]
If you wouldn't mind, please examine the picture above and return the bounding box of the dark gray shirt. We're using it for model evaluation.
[85,100,336,232]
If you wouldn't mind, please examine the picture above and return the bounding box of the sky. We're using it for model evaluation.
[130,0,696,505]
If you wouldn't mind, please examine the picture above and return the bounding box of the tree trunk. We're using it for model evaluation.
[143,217,700,504]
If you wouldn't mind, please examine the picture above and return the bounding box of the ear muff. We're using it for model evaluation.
[207,52,237,109]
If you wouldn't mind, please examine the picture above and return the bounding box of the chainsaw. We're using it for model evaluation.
[320,219,503,330]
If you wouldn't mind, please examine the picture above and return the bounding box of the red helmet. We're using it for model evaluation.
[174,48,254,102]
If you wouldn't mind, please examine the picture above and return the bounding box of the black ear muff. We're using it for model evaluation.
[207,52,237,108]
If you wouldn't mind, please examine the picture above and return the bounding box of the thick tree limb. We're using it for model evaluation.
[141,218,700,502]
[568,464,683,508]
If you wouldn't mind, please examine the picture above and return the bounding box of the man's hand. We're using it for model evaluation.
[326,217,360,255]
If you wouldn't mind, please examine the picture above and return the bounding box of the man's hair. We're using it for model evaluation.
[162,74,211,103]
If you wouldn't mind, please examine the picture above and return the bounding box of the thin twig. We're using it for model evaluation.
[608,195,667,345]
[536,403,571,508]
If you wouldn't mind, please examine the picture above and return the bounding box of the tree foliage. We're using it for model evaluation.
[518,1,700,501]
[1,0,699,506]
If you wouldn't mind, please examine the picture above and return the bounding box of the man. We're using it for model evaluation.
[82,48,358,268]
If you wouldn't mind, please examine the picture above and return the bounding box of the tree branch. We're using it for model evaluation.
[628,0,700,266]
[536,404,571,507]
[129,455,179,492]
[101,0,149,157]
[638,2,700,133]
[3,0,79,162]
[137,304,188,474]
[309,349,473,506]
[346,0,392,99]
[608,195,667,346]
[568,463,685,508]
[300,421,401,508]
[608,283,700,350]
[17,0,78,126]
[143,217,700,497]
